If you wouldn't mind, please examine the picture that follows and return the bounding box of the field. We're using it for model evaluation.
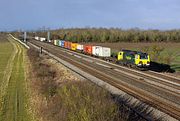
[0,35,31,121]
[89,42,180,72]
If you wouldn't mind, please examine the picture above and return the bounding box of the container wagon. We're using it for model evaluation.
[58,40,61,46]
[64,41,68,48]
[61,41,65,47]
[83,45,93,55]
[54,40,57,46]
[77,44,84,52]
[40,37,46,42]
[71,43,78,51]
[67,42,72,49]
[35,36,39,40]
[92,46,111,58]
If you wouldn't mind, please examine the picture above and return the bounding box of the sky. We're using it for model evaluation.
[0,0,180,31]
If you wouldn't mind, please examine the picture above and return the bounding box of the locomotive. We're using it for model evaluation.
[116,50,150,70]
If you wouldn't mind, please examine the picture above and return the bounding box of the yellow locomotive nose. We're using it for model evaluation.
[136,54,150,67]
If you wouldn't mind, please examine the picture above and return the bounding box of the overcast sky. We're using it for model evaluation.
[0,0,180,31]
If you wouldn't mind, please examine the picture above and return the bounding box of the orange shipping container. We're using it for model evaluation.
[67,42,72,49]
[64,41,68,48]
[83,45,93,55]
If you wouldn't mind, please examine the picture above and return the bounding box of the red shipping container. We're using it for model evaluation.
[83,45,93,55]
[64,41,68,48]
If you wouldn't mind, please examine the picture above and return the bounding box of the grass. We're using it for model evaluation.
[171,64,180,72]
[0,37,15,113]
[0,35,32,121]
[0,41,14,83]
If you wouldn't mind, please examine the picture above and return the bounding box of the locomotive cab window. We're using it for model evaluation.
[135,55,139,59]
[140,54,148,59]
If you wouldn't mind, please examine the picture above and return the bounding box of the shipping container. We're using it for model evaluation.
[71,43,78,51]
[56,40,59,46]
[64,41,68,48]
[77,44,84,51]
[61,41,65,47]
[58,40,61,46]
[54,40,57,45]
[40,37,46,42]
[35,36,39,40]
[83,45,93,55]
[67,42,72,49]
[92,46,111,57]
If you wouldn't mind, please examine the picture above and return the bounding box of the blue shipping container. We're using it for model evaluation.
[61,40,65,47]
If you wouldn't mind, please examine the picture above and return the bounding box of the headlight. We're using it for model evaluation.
[146,61,150,66]
[137,61,142,66]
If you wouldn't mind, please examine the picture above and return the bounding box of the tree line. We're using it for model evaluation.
[51,28,180,43]
[11,28,180,43]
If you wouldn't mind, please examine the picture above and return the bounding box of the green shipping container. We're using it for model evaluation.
[56,40,59,46]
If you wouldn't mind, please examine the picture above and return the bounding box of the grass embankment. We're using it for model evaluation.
[27,48,162,121]
[0,35,31,121]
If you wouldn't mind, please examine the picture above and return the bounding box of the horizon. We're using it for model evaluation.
[0,0,180,31]
[3,27,180,33]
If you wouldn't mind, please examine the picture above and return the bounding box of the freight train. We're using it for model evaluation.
[35,37,150,70]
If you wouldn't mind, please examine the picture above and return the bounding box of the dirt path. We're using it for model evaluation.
[0,36,31,121]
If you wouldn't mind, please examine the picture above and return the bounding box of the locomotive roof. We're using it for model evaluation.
[122,49,147,55]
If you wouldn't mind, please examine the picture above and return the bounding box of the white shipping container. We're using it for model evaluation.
[40,37,46,42]
[35,36,39,40]
[54,40,57,45]
[92,46,111,57]
[77,44,84,51]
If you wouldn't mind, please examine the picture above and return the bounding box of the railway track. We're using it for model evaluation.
[28,40,180,120]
